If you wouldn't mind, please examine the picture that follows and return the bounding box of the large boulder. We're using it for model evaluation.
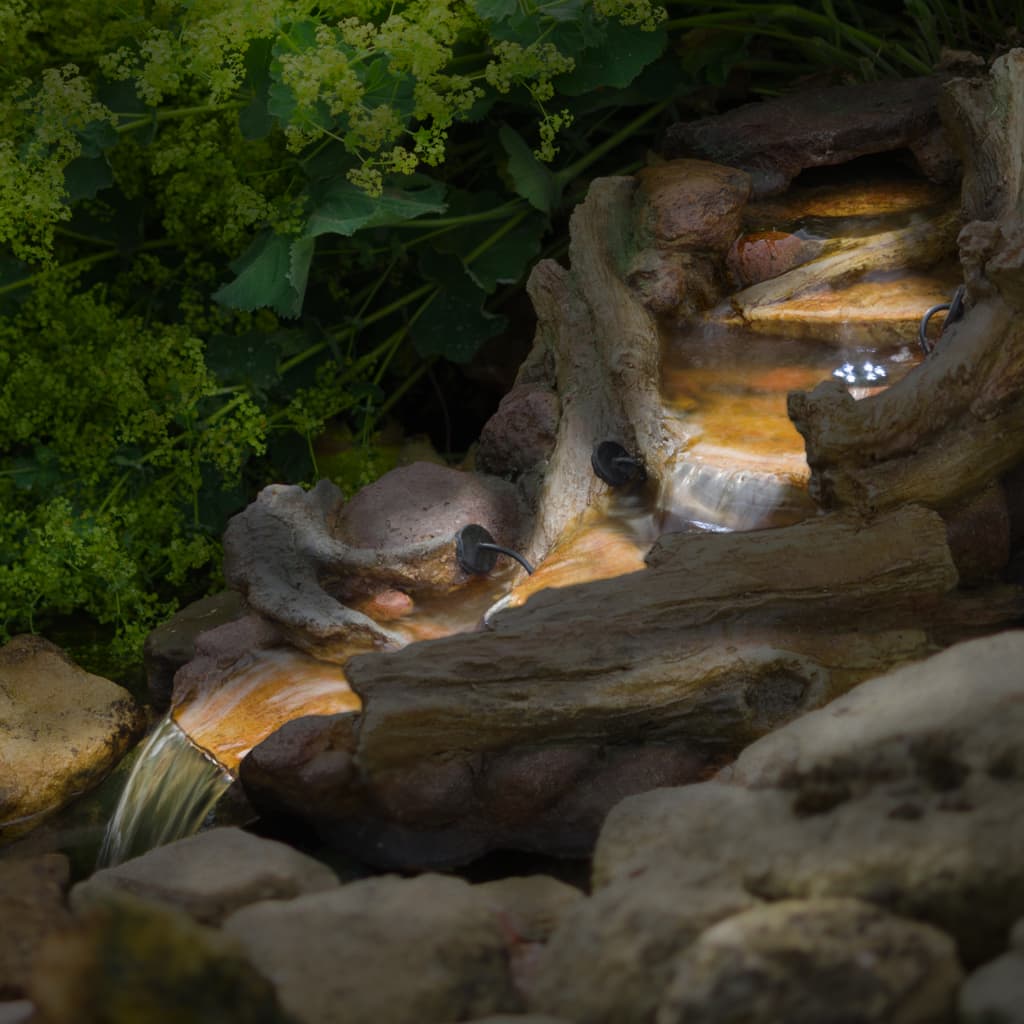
[71,826,339,925]
[222,873,520,1024]
[0,636,145,842]
[594,632,1024,966]
[28,892,289,1024]
[655,899,962,1024]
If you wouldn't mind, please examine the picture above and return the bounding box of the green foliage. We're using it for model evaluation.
[0,0,1015,665]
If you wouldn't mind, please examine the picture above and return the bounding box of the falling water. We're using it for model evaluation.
[98,716,232,867]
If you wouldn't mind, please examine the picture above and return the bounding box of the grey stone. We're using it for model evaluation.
[143,591,245,711]
[529,878,756,1024]
[473,874,584,942]
[71,826,338,925]
[223,873,519,1024]
[656,899,962,1024]
[594,633,1024,966]
[958,951,1024,1023]
[476,383,560,478]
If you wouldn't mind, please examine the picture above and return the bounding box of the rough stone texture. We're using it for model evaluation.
[476,383,560,478]
[529,881,757,1024]
[223,469,525,654]
[663,76,957,196]
[958,950,1024,1023]
[625,160,750,318]
[634,161,751,252]
[29,891,289,1024]
[143,591,245,711]
[725,230,818,288]
[655,899,962,1024]
[594,632,1024,967]
[474,875,584,943]
[0,636,145,842]
[222,873,520,1024]
[70,826,338,925]
[0,854,71,999]
[239,504,1001,870]
[788,52,1024,516]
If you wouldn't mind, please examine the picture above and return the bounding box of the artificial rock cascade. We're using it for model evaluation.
[152,51,1024,871]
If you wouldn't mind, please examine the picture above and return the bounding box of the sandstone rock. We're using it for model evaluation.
[594,633,1024,966]
[958,949,1024,1023]
[663,77,956,196]
[655,899,962,1024]
[143,591,245,711]
[476,383,560,478]
[222,873,519,1024]
[29,891,289,1024]
[529,880,756,1024]
[71,826,338,925]
[634,161,751,253]
[0,854,71,998]
[0,636,145,842]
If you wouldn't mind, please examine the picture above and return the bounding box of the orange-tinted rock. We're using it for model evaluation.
[734,267,961,345]
[173,649,361,772]
[747,178,955,225]
[635,160,751,253]
[350,589,414,621]
[500,513,651,613]
[727,231,811,287]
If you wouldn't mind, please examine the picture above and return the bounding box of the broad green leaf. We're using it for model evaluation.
[499,124,559,214]
[557,21,668,95]
[76,119,119,158]
[473,0,517,22]
[304,177,447,239]
[412,255,508,364]
[432,192,546,293]
[213,231,307,318]
[467,214,545,292]
[64,155,113,202]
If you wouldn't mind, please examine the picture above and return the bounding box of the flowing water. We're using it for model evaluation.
[100,171,960,866]
[99,717,232,866]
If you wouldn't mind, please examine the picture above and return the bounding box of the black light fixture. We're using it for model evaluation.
[591,441,646,487]
[456,524,535,576]
[919,283,966,356]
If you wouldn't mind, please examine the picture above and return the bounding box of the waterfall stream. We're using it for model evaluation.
[98,716,232,867]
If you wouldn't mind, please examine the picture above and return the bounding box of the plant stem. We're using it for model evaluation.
[555,100,670,187]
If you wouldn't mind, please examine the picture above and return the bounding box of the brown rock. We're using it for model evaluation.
[726,231,812,287]
[143,591,245,711]
[663,77,956,196]
[0,636,145,842]
[0,854,71,999]
[634,160,751,253]
[477,383,560,477]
